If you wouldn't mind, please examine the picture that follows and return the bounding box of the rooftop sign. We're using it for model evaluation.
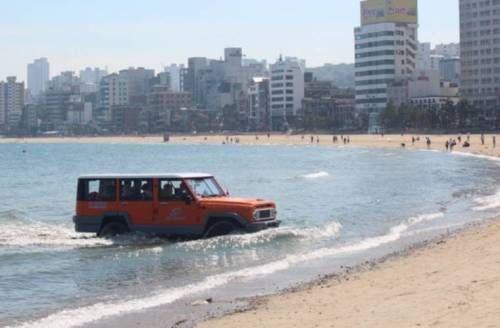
[361,0,418,25]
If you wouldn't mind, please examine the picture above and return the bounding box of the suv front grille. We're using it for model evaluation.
[254,208,276,221]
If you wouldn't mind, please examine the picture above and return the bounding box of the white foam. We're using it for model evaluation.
[181,222,342,250]
[13,213,443,328]
[127,246,164,258]
[452,151,500,162]
[299,171,330,179]
[473,190,500,211]
[0,219,112,248]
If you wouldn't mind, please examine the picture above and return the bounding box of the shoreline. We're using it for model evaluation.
[197,217,500,328]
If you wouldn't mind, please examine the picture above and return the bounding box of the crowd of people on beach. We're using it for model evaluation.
[441,134,496,151]
[163,132,498,152]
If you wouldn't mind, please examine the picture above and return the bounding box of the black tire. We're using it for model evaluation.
[99,221,129,237]
[203,220,241,239]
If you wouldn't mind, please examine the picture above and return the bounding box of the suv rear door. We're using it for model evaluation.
[119,178,154,227]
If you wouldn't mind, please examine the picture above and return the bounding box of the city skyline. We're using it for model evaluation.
[1,0,459,81]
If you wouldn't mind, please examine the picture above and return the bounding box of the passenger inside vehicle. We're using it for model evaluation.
[160,183,174,199]
[121,180,133,198]
[100,180,116,201]
[141,181,153,199]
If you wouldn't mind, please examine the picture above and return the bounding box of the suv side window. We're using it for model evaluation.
[159,179,189,202]
[120,179,153,201]
[78,179,116,202]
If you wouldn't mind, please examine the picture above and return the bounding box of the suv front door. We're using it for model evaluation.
[155,179,199,235]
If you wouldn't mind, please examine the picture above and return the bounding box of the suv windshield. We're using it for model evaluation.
[185,177,225,198]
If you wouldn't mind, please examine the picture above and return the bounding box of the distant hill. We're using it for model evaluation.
[306,63,354,89]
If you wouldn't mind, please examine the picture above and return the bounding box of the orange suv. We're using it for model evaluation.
[73,173,280,238]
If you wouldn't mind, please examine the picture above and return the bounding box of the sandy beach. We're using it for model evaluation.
[1,133,499,157]
[3,133,500,327]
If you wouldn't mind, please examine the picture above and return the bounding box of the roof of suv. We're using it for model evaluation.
[79,173,213,179]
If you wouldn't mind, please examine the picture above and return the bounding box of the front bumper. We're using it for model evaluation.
[246,219,281,232]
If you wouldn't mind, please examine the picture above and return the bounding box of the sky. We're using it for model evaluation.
[0,0,459,81]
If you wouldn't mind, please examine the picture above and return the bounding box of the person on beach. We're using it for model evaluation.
[310,136,314,144]
[493,136,496,148]
[451,139,458,150]
[412,137,415,145]
[481,134,485,145]
[426,137,431,148]
[445,140,449,151]
[316,137,320,144]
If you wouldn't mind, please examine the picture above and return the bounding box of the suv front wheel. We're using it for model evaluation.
[203,220,241,239]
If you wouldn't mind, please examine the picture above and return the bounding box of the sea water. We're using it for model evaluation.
[1,144,500,327]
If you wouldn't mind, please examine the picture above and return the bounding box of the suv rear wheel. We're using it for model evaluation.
[99,221,129,237]
[204,220,241,239]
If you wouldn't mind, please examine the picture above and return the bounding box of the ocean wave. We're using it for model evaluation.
[473,190,500,211]
[0,212,169,249]
[297,171,330,179]
[452,151,500,162]
[0,212,113,248]
[180,221,342,251]
[12,212,443,328]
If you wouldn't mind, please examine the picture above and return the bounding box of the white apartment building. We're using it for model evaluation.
[0,77,25,130]
[269,57,305,128]
[417,42,432,70]
[98,74,129,121]
[165,64,184,92]
[27,58,49,97]
[354,22,418,113]
[433,43,460,58]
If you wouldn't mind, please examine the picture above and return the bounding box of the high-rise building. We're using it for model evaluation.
[417,42,432,70]
[48,71,81,91]
[165,64,185,92]
[42,89,82,130]
[0,77,25,131]
[354,0,418,117]
[460,0,500,109]
[440,57,461,84]
[118,67,155,101]
[433,43,460,58]
[27,58,50,97]
[148,85,193,131]
[98,74,129,122]
[248,77,270,131]
[269,57,305,129]
[79,67,108,85]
